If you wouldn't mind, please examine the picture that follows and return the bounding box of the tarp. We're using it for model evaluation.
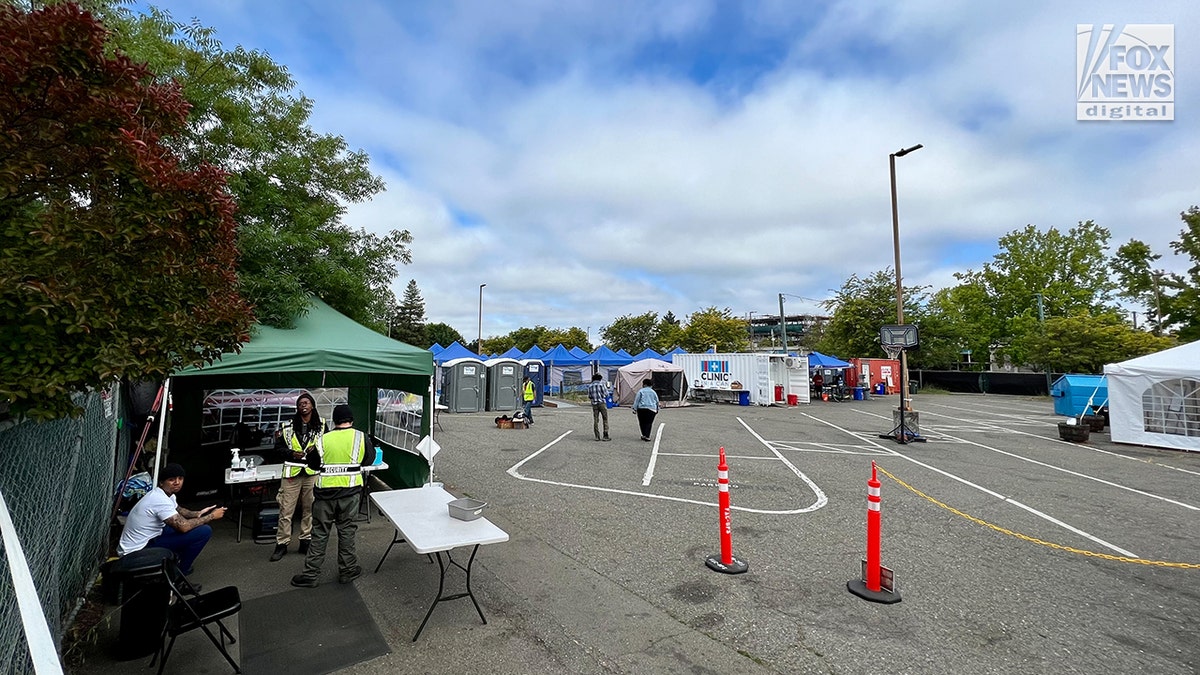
[542,344,590,393]
[663,346,688,359]
[615,348,634,359]
[522,345,548,359]
[807,351,852,369]
[1104,340,1200,451]
[569,346,590,359]
[429,343,444,355]
[632,348,664,362]
[433,340,480,364]
[588,345,634,366]
[171,298,436,488]
[499,346,525,359]
[614,359,688,407]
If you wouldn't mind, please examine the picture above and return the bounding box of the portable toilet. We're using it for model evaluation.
[520,359,545,407]
[441,357,486,413]
[1050,374,1108,417]
[484,358,522,412]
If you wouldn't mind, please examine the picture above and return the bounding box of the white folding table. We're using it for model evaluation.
[371,486,509,641]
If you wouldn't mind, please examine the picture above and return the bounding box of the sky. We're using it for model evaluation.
[143,1,1199,343]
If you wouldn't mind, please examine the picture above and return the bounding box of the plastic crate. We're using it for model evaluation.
[448,498,487,521]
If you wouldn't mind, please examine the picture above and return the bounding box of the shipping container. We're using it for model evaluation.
[672,353,809,406]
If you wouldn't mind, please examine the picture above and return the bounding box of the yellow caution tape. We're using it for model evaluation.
[875,465,1200,569]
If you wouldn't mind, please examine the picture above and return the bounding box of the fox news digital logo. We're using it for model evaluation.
[1077,24,1173,121]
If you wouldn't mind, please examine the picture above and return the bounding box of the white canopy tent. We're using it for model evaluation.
[1104,340,1200,451]
[614,359,688,407]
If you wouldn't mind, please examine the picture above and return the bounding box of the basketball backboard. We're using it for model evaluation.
[880,324,919,349]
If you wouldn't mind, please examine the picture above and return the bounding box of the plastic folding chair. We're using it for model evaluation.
[150,557,242,675]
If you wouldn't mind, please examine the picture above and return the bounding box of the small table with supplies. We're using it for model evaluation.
[371,485,509,641]
[225,462,387,542]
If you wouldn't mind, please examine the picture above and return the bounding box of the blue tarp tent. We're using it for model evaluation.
[499,346,524,359]
[808,351,852,369]
[1051,374,1108,417]
[663,346,688,360]
[616,348,634,360]
[523,345,548,360]
[589,345,633,366]
[542,344,590,394]
[433,340,480,364]
[632,348,664,362]
[429,343,444,356]
[569,346,590,359]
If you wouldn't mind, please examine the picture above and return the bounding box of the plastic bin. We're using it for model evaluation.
[106,547,175,660]
[774,385,784,401]
[909,381,919,394]
[448,497,487,521]
[738,391,750,406]
[874,382,886,395]
[787,394,798,406]
[853,387,864,401]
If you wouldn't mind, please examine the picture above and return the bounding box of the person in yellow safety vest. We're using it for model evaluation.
[270,392,321,562]
[522,375,535,424]
[290,404,375,588]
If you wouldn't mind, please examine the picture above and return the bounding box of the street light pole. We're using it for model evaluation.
[477,283,486,355]
[778,293,787,354]
[1035,292,1051,395]
[890,144,922,412]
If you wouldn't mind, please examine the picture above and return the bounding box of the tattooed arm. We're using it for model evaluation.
[164,505,227,533]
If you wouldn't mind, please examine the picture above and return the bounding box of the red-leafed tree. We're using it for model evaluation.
[0,3,253,419]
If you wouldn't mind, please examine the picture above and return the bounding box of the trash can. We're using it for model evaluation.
[853,387,864,401]
[874,382,886,395]
[909,381,919,394]
[106,547,175,660]
[738,391,750,406]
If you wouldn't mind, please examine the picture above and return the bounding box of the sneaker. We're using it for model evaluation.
[595,436,602,441]
[298,539,310,554]
[602,437,611,442]
[269,544,287,562]
[290,574,318,588]
[338,566,362,584]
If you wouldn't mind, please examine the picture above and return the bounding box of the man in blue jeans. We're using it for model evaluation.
[117,463,226,575]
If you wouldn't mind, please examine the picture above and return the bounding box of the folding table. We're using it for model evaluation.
[371,486,509,640]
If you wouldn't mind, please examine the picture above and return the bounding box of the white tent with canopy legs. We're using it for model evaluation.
[1104,340,1200,451]
[614,358,689,407]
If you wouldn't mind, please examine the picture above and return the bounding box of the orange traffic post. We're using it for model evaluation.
[848,461,901,603]
[705,447,747,574]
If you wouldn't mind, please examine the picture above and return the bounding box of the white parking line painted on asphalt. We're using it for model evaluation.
[736,417,828,513]
[641,423,664,486]
[802,412,1140,556]
[505,427,823,514]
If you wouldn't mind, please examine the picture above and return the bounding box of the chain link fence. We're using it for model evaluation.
[0,389,127,674]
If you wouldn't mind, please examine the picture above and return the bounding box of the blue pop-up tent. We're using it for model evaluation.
[807,351,851,369]
[542,344,590,394]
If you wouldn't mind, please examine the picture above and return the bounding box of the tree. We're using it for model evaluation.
[0,3,252,418]
[601,312,658,353]
[102,5,410,328]
[1113,207,1200,340]
[1012,313,1173,374]
[425,322,465,349]
[816,270,928,359]
[654,311,685,352]
[678,308,749,353]
[390,279,427,346]
[541,327,591,352]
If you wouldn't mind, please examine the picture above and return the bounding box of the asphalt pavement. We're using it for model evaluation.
[69,393,1200,674]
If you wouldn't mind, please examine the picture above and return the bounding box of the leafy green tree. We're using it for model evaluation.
[389,279,427,346]
[0,3,252,419]
[679,308,749,352]
[507,326,550,351]
[1113,207,1200,340]
[102,5,410,328]
[542,327,591,352]
[1012,313,1174,374]
[425,322,465,349]
[601,312,659,352]
[816,270,928,359]
[653,311,685,352]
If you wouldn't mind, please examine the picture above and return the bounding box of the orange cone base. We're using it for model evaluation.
[705,555,748,574]
[847,578,902,604]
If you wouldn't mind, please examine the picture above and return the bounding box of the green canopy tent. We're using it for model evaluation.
[166,298,436,495]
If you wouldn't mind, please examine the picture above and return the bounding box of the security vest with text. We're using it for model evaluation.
[281,421,320,478]
[315,427,366,489]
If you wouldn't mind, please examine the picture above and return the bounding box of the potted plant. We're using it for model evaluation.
[1057,418,1090,442]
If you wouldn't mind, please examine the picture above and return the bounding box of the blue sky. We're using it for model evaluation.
[143,1,1199,341]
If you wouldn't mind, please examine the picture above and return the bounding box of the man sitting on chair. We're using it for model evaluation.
[117,463,226,575]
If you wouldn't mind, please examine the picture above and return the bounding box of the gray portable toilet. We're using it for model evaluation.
[484,358,522,412]
[441,357,486,413]
[520,359,545,407]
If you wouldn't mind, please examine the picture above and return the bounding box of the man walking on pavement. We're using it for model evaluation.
[522,375,536,424]
[291,404,375,588]
[588,373,611,441]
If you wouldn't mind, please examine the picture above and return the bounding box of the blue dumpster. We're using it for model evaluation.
[738,391,750,406]
[853,387,864,401]
[1050,374,1108,417]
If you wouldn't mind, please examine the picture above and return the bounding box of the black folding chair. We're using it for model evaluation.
[150,557,242,675]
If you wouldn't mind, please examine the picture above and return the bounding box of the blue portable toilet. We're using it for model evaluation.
[520,359,545,407]
[1050,374,1108,417]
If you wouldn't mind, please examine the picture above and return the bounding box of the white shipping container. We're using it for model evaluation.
[672,353,809,406]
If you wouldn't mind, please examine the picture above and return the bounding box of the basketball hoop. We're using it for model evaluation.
[882,344,902,360]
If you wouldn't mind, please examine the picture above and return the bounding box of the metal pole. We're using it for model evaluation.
[477,283,486,355]
[890,144,921,411]
[1036,293,1050,395]
[778,293,787,354]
